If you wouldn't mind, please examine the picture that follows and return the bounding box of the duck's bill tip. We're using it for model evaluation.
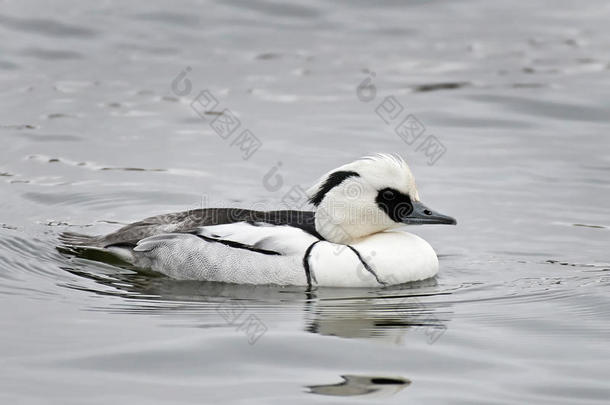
[400,201,457,226]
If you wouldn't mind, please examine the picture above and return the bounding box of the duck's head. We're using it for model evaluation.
[306,154,456,243]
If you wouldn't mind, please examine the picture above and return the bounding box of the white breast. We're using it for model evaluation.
[309,231,439,287]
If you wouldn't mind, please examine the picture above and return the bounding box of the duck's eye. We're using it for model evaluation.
[382,190,395,200]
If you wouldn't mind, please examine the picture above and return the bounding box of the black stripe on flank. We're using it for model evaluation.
[196,234,281,256]
[309,170,360,206]
[302,240,322,288]
[347,245,386,285]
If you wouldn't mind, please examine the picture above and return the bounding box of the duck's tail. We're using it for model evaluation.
[58,231,103,247]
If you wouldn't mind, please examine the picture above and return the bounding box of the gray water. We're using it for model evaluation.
[1,1,610,403]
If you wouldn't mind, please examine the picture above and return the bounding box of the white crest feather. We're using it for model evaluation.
[306,153,419,204]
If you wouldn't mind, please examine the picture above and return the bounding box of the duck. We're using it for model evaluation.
[60,154,456,287]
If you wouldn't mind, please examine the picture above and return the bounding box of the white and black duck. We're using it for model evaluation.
[60,154,456,287]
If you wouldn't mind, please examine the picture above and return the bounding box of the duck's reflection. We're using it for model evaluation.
[59,248,451,343]
[307,375,410,397]
[305,287,450,344]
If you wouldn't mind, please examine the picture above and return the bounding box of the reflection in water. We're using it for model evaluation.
[305,289,451,343]
[307,375,410,397]
[58,247,452,343]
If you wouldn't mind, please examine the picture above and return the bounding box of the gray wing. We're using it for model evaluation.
[59,208,318,248]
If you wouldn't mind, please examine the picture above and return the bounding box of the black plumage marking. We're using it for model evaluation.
[196,234,281,256]
[375,187,413,223]
[309,170,360,206]
[61,208,324,248]
[302,240,322,288]
[347,245,386,285]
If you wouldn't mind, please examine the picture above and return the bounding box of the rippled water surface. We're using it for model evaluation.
[1,1,610,403]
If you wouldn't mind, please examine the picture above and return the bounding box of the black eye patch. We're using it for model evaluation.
[375,187,413,222]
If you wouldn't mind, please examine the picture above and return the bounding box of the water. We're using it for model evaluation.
[1,0,609,403]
